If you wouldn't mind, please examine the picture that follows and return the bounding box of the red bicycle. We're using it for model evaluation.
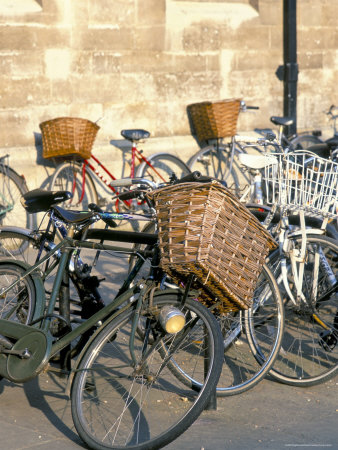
[47,125,190,212]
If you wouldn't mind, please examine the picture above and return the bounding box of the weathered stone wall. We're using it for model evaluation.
[0,0,336,189]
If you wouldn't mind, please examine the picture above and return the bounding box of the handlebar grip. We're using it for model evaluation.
[109,178,135,188]
[117,190,143,201]
[88,203,117,228]
[246,106,259,110]
[173,171,213,184]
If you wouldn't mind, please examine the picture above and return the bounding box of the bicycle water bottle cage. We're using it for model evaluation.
[121,129,150,142]
[21,188,72,213]
[270,116,293,127]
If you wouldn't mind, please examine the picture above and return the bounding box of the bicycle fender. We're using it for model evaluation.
[289,228,325,238]
[0,259,46,323]
[0,226,33,236]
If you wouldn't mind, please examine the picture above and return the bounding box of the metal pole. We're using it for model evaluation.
[276,0,299,136]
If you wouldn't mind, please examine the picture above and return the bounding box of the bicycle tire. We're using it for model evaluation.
[0,165,34,229]
[267,234,338,386]
[186,144,241,195]
[289,134,322,150]
[0,261,36,324]
[71,292,223,450]
[163,264,284,396]
[50,161,98,210]
[136,153,191,183]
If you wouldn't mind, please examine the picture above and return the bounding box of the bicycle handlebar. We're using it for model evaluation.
[240,100,259,111]
[172,170,213,184]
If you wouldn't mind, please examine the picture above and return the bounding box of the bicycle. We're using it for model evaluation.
[0,172,284,398]
[42,117,190,212]
[245,144,338,386]
[128,172,284,397]
[0,178,224,450]
[187,99,321,197]
[0,154,34,230]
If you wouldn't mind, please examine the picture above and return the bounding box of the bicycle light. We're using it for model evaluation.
[159,305,186,334]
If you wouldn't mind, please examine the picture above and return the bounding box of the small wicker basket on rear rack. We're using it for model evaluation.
[149,180,277,314]
[39,117,100,160]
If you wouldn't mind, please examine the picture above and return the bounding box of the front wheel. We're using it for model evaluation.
[187,144,241,195]
[268,234,338,386]
[164,264,284,396]
[0,165,34,230]
[50,161,98,210]
[71,293,223,450]
[136,153,191,183]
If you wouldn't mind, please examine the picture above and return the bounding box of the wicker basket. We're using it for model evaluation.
[187,99,241,143]
[39,117,100,160]
[149,181,277,313]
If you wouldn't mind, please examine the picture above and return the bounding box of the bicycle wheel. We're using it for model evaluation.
[0,262,36,324]
[0,165,34,229]
[71,292,223,450]
[136,153,191,183]
[187,144,241,195]
[289,134,322,150]
[268,234,338,386]
[50,161,98,210]
[164,264,284,396]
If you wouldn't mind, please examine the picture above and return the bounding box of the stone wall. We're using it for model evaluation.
[0,0,336,189]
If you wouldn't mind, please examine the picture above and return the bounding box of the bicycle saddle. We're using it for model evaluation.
[270,116,294,127]
[53,206,94,224]
[121,129,150,142]
[21,189,72,213]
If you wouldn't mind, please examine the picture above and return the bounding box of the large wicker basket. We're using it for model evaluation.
[150,181,277,313]
[187,99,241,143]
[39,117,100,160]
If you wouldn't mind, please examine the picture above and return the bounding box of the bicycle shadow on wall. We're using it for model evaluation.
[34,131,58,189]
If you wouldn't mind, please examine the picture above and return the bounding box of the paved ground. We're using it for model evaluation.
[0,370,336,450]
[0,242,337,450]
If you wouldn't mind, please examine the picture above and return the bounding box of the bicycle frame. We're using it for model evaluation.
[0,224,160,383]
[75,143,170,205]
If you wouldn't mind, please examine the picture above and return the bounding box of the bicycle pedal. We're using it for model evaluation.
[318,329,337,352]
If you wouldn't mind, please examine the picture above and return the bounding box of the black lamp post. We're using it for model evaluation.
[276,0,298,136]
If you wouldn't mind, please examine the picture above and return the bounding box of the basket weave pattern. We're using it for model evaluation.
[39,117,100,160]
[187,99,241,143]
[150,181,277,313]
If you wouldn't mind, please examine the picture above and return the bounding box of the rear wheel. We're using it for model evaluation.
[71,292,223,450]
[136,153,190,183]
